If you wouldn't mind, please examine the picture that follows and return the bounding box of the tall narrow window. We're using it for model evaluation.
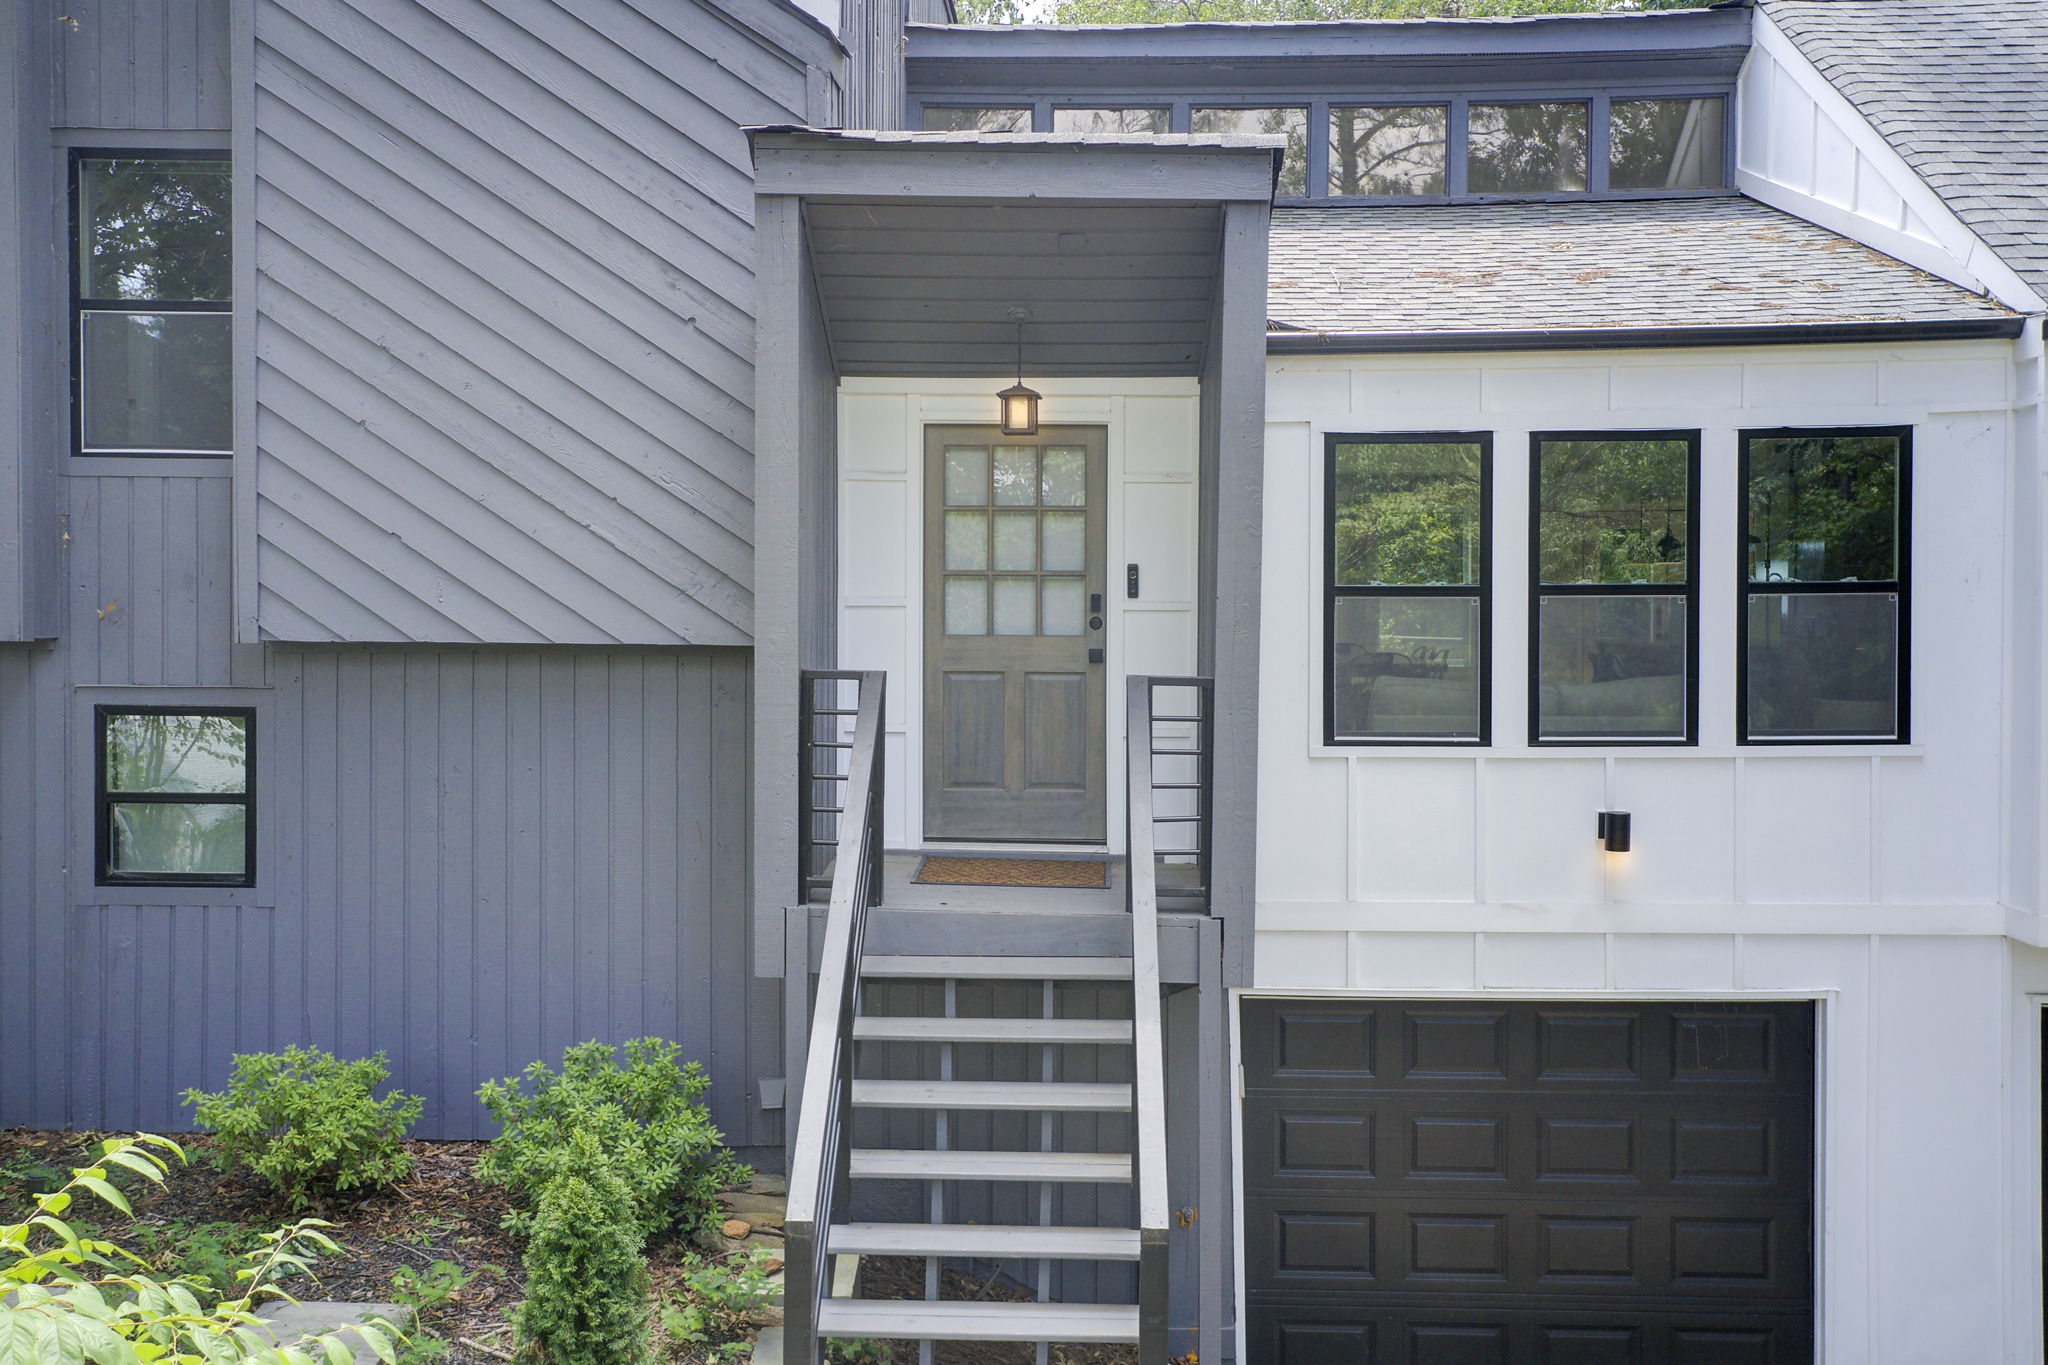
[1532,433,1699,743]
[96,707,254,886]
[73,153,232,456]
[1741,428,1909,743]
[1191,106,1310,196]
[1326,434,1490,744]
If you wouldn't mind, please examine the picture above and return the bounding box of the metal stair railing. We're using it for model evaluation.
[1127,675,1209,1363]
[785,669,887,1364]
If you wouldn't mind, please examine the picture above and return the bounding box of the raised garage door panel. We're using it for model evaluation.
[1242,999,1816,1364]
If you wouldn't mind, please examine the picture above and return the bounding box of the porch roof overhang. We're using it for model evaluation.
[748,128,1283,377]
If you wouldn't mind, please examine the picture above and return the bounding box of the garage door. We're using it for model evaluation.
[1242,998,1816,1364]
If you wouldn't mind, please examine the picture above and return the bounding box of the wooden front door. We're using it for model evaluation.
[923,424,1108,843]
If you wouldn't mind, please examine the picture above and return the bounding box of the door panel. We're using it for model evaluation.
[1242,999,1816,1364]
[924,425,1107,842]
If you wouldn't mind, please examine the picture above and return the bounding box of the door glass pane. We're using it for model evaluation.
[1191,107,1309,195]
[944,576,988,635]
[1746,592,1899,739]
[1536,595,1688,739]
[77,157,232,302]
[1331,440,1484,586]
[944,511,988,571]
[944,446,989,507]
[1469,102,1589,193]
[1330,106,1448,196]
[1537,437,1692,585]
[993,447,1038,505]
[109,802,247,875]
[923,107,1030,133]
[1746,433,1902,583]
[1610,97,1725,190]
[1330,596,1482,741]
[1052,108,1167,135]
[1040,447,1086,506]
[1042,578,1086,636]
[993,511,1037,570]
[105,712,249,792]
[80,311,232,451]
[1041,510,1086,572]
[992,577,1036,635]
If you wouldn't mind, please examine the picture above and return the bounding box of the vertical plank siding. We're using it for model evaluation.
[245,0,834,647]
[56,0,233,131]
[4,643,756,1140]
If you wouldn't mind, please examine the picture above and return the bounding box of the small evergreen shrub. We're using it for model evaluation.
[513,1132,650,1365]
[477,1038,747,1240]
[183,1044,423,1209]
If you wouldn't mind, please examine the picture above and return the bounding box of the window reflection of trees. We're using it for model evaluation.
[1469,102,1588,193]
[1330,106,1448,196]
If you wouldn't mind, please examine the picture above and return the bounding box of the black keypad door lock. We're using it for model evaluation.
[1126,563,1140,598]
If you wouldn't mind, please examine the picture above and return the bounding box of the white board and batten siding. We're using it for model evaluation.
[1251,339,2032,1363]
[836,379,1202,850]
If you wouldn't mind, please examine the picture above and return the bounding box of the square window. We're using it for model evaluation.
[1330,106,1448,196]
[1609,97,1726,191]
[97,708,254,885]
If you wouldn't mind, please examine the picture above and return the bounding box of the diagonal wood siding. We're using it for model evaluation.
[248,0,835,647]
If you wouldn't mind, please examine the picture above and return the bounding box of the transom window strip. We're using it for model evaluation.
[919,96,1727,199]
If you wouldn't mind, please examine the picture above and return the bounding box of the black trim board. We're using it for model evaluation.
[1267,318,2026,355]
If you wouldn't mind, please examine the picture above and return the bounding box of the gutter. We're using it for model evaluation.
[1265,317,2027,355]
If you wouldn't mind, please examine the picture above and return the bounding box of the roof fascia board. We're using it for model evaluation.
[1267,318,2028,355]
[749,134,1281,202]
[910,50,1746,96]
[907,8,1750,63]
[1738,11,2045,314]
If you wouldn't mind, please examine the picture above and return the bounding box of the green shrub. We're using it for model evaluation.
[0,1134,405,1365]
[129,1217,262,1294]
[477,1038,746,1240]
[184,1045,424,1210]
[512,1132,650,1365]
[826,1341,894,1365]
[658,1250,780,1362]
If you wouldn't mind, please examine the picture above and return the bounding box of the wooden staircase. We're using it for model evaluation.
[783,673,1208,1364]
[818,951,1148,1351]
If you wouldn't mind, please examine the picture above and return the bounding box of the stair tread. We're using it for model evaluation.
[827,1223,1142,1260]
[862,955,1132,981]
[814,1300,1139,1344]
[853,1017,1133,1044]
[849,1149,1132,1183]
[851,1079,1131,1112]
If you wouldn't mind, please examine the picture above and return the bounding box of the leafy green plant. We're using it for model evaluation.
[512,1131,650,1365]
[659,1250,780,1362]
[184,1044,424,1210]
[0,1133,405,1364]
[825,1339,894,1365]
[477,1038,747,1241]
[390,1258,474,1317]
[129,1218,260,1295]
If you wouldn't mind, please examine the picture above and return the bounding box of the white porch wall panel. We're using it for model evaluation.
[836,379,1201,850]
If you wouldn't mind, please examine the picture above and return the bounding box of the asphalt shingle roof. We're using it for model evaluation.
[1265,196,2017,338]
[1761,0,2048,301]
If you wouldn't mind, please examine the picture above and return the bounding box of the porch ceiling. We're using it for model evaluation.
[804,198,1223,377]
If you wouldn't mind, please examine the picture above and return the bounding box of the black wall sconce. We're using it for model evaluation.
[1598,811,1632,853]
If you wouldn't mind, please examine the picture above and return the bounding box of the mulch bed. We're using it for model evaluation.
[1,1128,753,1365]
[855,1255,1137,1365]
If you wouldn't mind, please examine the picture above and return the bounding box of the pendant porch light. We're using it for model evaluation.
[998,307,1041,436]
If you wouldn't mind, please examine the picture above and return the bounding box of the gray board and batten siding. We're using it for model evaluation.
[0,0,908,1147]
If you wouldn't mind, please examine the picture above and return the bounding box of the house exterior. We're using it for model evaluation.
[3,0,2047,1361]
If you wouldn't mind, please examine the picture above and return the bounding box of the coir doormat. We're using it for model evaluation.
[912,856,1110,889]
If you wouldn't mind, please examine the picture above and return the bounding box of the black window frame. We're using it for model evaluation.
[69,147,232,459]
[1323,430,1494,747]
[95,704,256,888]
[1528,429,1702,747]
[1738,425,1912,746]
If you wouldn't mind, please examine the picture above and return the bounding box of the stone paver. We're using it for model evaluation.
[255,1301,414,1364]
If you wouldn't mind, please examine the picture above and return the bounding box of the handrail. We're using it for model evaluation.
[784,669,886,1364]
[1125,675,1181,1364]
